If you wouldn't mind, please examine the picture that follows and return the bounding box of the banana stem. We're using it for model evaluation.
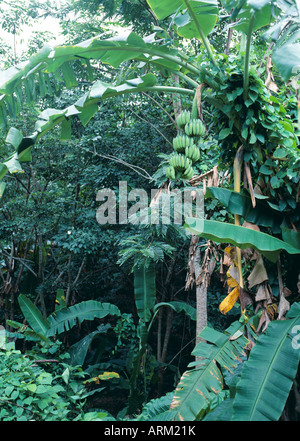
[233,146,244,300]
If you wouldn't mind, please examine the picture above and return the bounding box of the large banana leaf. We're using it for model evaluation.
[205,187,283,233]
[231,302,300,421]
[0,75,194,182]
[269,0,300,82]
[68,324,111,366]
[137,392,176,421]
[18,294,50,336]
[231,0,280,34]
[273,43,300,82]
[184,217,300,262]
[170,320,248,421]
[0,30,202,135]
[47,300,120,337]
[147,0,219,38]
[0,31,198,100]
[134,264,156,322]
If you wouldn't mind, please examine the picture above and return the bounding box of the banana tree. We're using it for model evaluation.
[1,0,300,420]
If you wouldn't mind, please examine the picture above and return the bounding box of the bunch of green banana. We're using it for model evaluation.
[169,153,192,172]
[165,165,176,180]
[173,134,194,153]
[176,110,191,129]
[184,118,205,137]
[185,144,200,163]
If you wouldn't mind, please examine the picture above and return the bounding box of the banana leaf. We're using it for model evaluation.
[147,0,219,38]
[153,301,196,321]
[184,217,300,262]
[273,43,300,82]
[0,74,193,181]
[232,0,280,34]
[231,302,300,421]
[18,294,50,337]
[137,392,176,421]
[205,187,283,233]
[47,300,120,337]
[170,320,248,421]
[134,264,156,322]
[69,324,111,366]
[0,182,6,198]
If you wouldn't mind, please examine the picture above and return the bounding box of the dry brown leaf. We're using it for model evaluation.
[255,284,268,302]
[265,55,279,93]
[223,253,231,267]
[283,287,292,297]
[278,294,290,320]
[247,254,268,289]
[256,309,270,333]
[239,288,253,311]
[241,247,256,261]
[245,162,256,208]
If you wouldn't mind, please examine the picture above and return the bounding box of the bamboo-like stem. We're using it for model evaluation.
[243,14,255,100]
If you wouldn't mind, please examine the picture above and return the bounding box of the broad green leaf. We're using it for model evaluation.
[232,1,280,34]
[0,31,198,130]
[47,300,120,337]
[77,102,99,126]
[89,73,157,100]
[170,320,248,420]
[281,227,300,250]
[18,294,50,336]
[154,301,196,320]
[147,0,219,38]
[134,264,156,322]
[5,127,23,149]
[184,217,300,262]
[138,392,175,421]
[273,43,300,82]
[232,303,300,421]
[61,118,72,140]
[3,154,23,174]
[0,44,52,94]
[60,62,78,88]
[0,182,6,198]
[0,74,193,178]
[205,187,283,233]
[69,324,110,366]
[146,0,183,19]
[0,164,8,180]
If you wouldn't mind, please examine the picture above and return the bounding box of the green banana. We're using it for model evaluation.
[173,134,194,153]
[176,110,191,129]
[182,164,194,180]
[165,165,176,180]
[184,118,205,137]
[170,153,191,172]
[185,145,200,163]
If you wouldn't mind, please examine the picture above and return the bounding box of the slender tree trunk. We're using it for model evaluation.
[194,245,216,346]
[194,246,207,344]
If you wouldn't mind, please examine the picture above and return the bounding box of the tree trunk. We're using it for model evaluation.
[186,236,216,349]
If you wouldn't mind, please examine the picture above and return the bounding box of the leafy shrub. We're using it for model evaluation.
[0,348,89,421]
